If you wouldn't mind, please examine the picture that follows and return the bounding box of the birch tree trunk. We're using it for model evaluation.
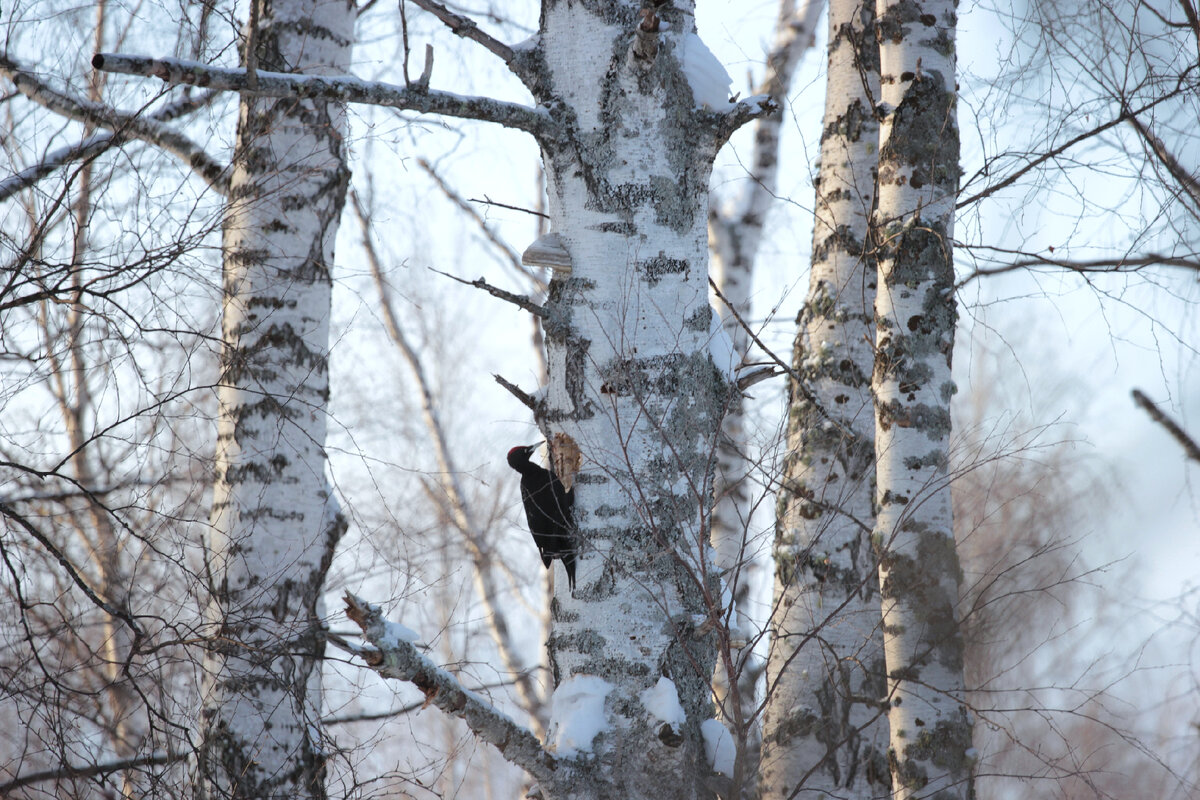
[872,0,973,796]
[760,0,890,796]
[194,0,354,796]
[530,3,765,797]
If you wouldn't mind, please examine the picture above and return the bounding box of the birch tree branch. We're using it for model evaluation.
[430,266,548,317]
[408,0,518,67]
[494,373,538,410]
[0,54,227,193]
[91,53,553,138]
[340,593,557,781]
[1132,389,1200,463]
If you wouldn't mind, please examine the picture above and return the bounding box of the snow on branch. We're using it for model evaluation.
[0,54,226,194]
[91,53,552,138]
[338,593,557,781]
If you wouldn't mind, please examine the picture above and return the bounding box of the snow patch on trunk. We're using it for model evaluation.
[547,675,614,755]
[639,676,686,728]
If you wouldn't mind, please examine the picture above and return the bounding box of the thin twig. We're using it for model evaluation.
[709,278,853,437]
[1132,389,1200,464]
[429,266,547,318]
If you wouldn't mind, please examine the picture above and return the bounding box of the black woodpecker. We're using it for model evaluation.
[507,443,576,591]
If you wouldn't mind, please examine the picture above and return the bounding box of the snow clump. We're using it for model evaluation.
[680,32,733,109]
[701,718,736,776]
[547,675,614,755]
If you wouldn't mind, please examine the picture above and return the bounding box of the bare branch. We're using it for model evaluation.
[956,85,1196,210]
[0,752,182,793]
[0,88,225,201]
[469,195,549,218]
[1132,389,1200,464]
[715,95,780,146]
[0,500,144,639]
[342,593,557,781]
[408,0,517,66]
[1125,110,1200,213]
[1,53,227,193]
[956,248,1200,287]
[429,266,548,318]
[417,158,544,289]
[495,373,538,411]
[91,53,552,138]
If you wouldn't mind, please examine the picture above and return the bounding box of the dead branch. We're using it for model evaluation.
[430,266,548,318]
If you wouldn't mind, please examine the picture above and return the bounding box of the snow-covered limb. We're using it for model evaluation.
[0,54,226,193]
[714,94,779,145]
[90,53,553,138]
[342,593,557,782]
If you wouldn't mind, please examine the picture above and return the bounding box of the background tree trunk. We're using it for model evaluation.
[760,0,890,796]
[871,0,972,796]
[194,0,355,796]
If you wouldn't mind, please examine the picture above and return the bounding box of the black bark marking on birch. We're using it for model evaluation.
[810,227,872,272]
[892,712,972,793]
[875,398,951,436]
[879,531,964,673]
[823,97,875,144]
[878,73,959,190]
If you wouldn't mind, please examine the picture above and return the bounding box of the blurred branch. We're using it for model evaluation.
[0,752,181,793]
[1132,389,1200,464]
[0,54,226,194]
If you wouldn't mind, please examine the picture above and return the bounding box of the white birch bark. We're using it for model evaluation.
[529,3,767,797]
[872,0,973,796]
[760,0,890,797]
[194,0,354,797]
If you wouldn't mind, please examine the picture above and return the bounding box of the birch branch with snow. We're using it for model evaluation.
[340,593,557,781]
[90,53,552,138]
